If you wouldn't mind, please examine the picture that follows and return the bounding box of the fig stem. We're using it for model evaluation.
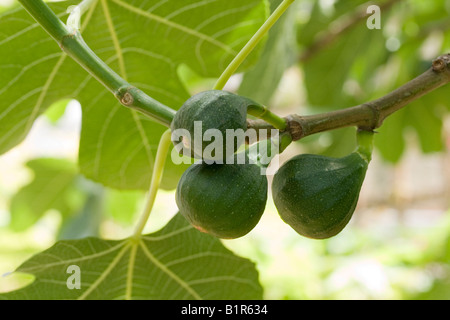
[247,104,288,131]
[247,132,292,169]
[133,129,172,238]
[356,129,374,163]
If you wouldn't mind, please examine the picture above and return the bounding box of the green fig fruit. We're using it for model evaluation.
[271,130,374,239]
[171,90,259,162]
[176,156,268,239]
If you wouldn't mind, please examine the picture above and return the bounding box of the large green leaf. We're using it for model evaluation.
[0,0,268,190]
[0,213,263,300]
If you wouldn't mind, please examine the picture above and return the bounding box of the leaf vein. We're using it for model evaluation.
[77,242,131,300]
[138,240,202,300]
[20,241,127,274]
[110,0,236,55]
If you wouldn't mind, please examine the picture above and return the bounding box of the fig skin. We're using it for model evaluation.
[171,90,257,162]
[176,158,268,239]
[272,152,369,239]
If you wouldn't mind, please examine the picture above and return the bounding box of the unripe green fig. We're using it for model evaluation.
[171,90,259,162]
[176,156,268,239]
[271,150,370,239]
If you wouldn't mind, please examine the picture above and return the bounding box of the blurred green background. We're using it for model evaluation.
[0,0,449,299]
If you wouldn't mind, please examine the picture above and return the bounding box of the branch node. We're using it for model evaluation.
[432,53,450,73]
[285,115,304,141]
[363,102,382,129]
[121,92,134,106]
[116,86,136,106]
[58,30,78,51]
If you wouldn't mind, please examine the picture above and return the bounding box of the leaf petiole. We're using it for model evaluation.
[133,129,173,238]
[213,0,294,133]
[213,0,295,91]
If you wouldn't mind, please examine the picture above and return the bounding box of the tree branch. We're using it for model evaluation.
[249,54,450,140]
[17,0,176,127]
[16,0,450,139]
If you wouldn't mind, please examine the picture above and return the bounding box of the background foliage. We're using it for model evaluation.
[0,0,449,299]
